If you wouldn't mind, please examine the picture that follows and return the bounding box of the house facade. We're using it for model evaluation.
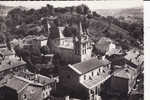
[59,57,111,99]
[109,66,138,95]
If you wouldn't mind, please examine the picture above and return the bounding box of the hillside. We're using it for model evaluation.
[0,4,28,16]
[0,4,14,16]
[96,7,143,18]
[0,4,143,49]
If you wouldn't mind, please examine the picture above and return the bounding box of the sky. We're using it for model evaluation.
[0,0,143,10]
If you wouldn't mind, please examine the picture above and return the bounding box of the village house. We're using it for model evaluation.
[104,50,142,96]
[59,57,111,100]
[0,72,58,100]
[0,58,27,83]
[124,49,144,73]
[23,35,48,49]
[109,65,138,95]
[0,48,16,60]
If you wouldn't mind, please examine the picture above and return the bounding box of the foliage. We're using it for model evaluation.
[106,16,143,42]
[2,4,143,50]
[40,45,50,55]
[0,33,5,44]
[63,25,77,37]
[76,4,90,15]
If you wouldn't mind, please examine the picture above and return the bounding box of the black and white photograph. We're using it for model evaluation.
[0,0,143,100]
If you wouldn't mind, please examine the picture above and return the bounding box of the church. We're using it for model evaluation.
[47,16,94,64]
[46,16,112,99]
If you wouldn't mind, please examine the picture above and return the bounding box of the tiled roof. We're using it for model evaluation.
[0,59,26,72]
[70,58,110,74]
[0,49,14,56]
[25,85,42,100]
[114,67,136,79]
[37,74,55,85]
[4,76,43,100]
[124,49,144,66]
[17,71,56,86]
[4,77,29,92]
[23,35,47,42]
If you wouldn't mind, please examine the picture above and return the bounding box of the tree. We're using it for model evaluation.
[14,45,24,60]
[46,4,55,15]
[49,26,60,39]
[40,46,50,55]
[92,11,100,17]
[7,8,25,26]
[52,53,61,66]
[76,4,90,15]
[0,32,5,44]
[63,26,77,37]
[5,32,11,50]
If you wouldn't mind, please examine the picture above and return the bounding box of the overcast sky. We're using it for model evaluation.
[0,0,143,10]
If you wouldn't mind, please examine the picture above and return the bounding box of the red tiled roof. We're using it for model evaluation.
[70,58,110,74]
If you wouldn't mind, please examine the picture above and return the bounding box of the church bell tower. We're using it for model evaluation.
[73,22,93,62]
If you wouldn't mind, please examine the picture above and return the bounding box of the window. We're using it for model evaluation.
[82,49,84,55]
[85,49,86,54]
[92,72,94,76]
[83,43,86,48]
[89,76,92,80]
[82,49,86,55]
[84,75,86,80]
[99,68,101,72]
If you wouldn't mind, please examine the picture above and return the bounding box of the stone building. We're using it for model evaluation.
[48,22,93,64]
[0,73,57,100]
[59,57,111,99]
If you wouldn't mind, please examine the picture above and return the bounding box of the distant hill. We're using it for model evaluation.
[15,6,29,11]
[0,4,28,16]
[96,7,143,18]
[0,4,14,16]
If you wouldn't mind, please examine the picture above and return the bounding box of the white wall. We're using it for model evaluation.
[41,40,47,47]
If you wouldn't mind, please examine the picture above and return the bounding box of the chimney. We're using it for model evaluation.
[65,96,69,100]
[102,55,105,60]
[79,22,83,35]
